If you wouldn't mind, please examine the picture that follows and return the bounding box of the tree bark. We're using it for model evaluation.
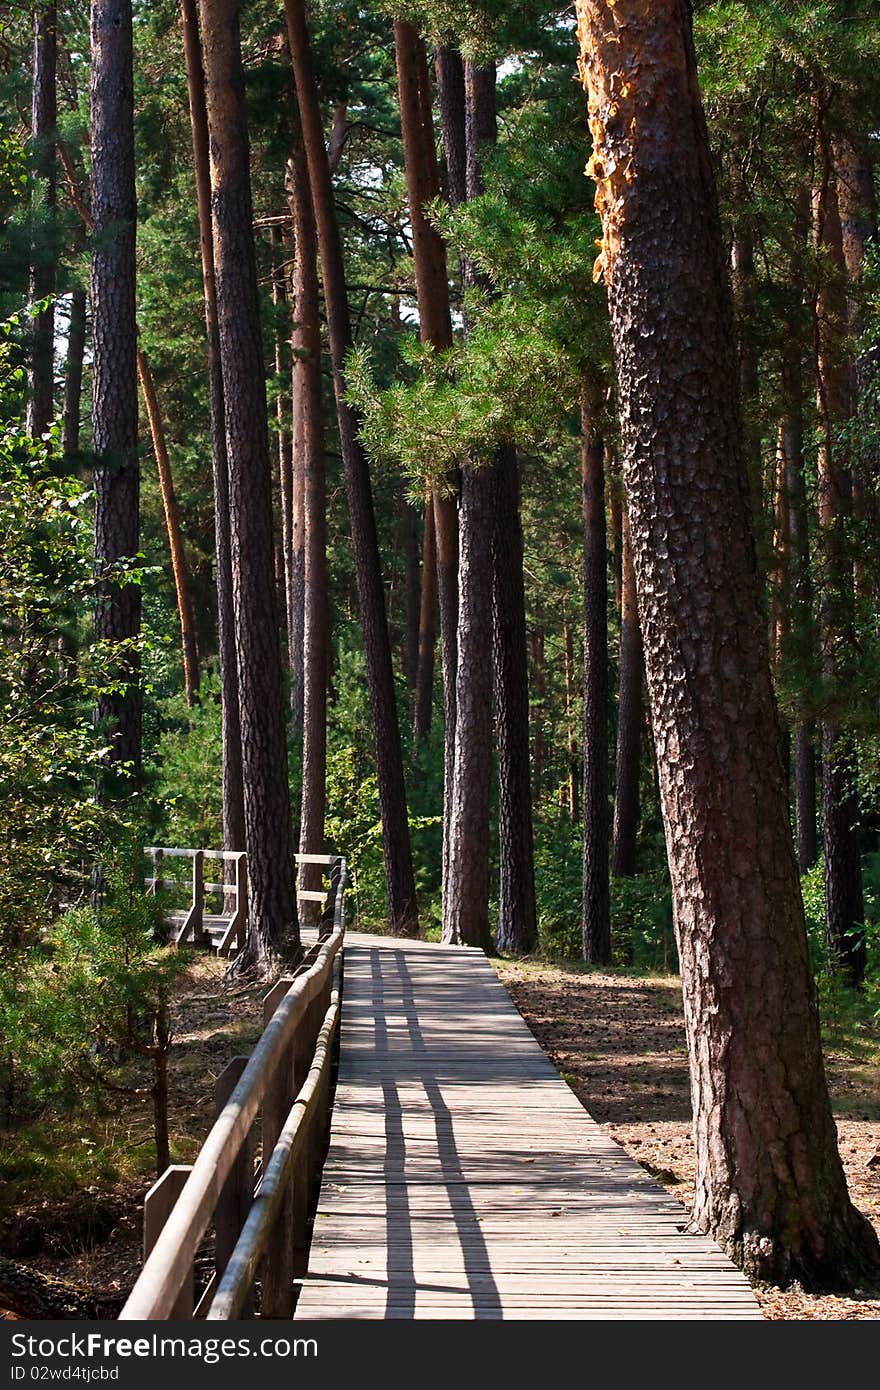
[581,376,610,962]
[813,122,865,986]
[200,0,298,969]
[27,0,57,440]
[180,0,245,858]
[284,0,418,936]
[493,444,537,955]
[612,501,643,877]
[136,344,200,706]
[90,0,141,788]
[287,141,328,926]
[401,495,421,690]
[576,0,880,1288]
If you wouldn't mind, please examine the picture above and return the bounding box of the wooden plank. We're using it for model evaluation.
[213,1057,253,1318]
[294,933,762,1322]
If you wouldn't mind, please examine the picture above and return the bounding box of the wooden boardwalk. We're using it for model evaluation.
[294,933,762,1320]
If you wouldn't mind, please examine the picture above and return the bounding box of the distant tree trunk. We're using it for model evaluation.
[576,0,880,1289]
[428,41,464,927]
[287,160,307,733]
[90,0,141,787]
[201,0,297,969]
[813,123,865,986]
[287,141,328,925]
[612,502,642,877]
[443,61,498,951]
[269,222,293,679]
[285,0,418,936]
[413,497,437,738]
[400,496,421,690]
[493,444,537,955]
[834,132,877,607]
[180,0,244,857]
[607,460,623,612]
[62,287,86,457]
[530,625,546,805]
[27,1,57,439]
[563,608,580,820]
[394,20,457,775]
[780,189,818,873]
[581,375,610,962]
[730,182,763,522]
[434,46,467,214]
[136,344,200,706]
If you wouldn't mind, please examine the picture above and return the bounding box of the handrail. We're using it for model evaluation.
[119,854,346,1321]
[207,951,343,1319]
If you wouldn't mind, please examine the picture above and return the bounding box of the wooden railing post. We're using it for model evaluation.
[260,976,296,1317]
[213,1057,253,1317]
[144,1167,194,1319]
[192,849,204,942]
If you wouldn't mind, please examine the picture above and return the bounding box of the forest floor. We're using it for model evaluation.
[2,949,880,1321]
[495,957,880,1321]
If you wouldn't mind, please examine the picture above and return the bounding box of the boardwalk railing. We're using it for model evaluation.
[120,854,346,1321]
[145,847,248,955]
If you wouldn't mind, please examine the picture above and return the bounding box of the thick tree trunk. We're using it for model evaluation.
[492,444,537,955]
[813,128,865,986]
[201,0,298,969]
[62,286,86,457]
[612,502,643,877]
[576,0,880,1288]
[136,344,200,705]
[287,142,328,926]
[27,1,57,439]
[180,0,244,857]
[581,376,610,962]
[90,0,141,788]
[284,0,418,936]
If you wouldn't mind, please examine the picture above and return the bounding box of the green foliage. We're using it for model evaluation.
[2,844,187,1147]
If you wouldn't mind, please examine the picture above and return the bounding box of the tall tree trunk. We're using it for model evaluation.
[429,42,464,933]
[581,375,610,962]
[286,156,307,732]
[834,132,877,607]
[813,121,865,986]
[400,496,421,691]
[443,61,498,951]
[492,444,537,955]
[180,0,244,857]
[27,1,57,439]
[136,344,200,706]
[62,286,86,457]
[576,0,880,1288]
[269,222,293,684]
[612,501,642,877]
[287,140,328,925]
[284,0,418,936]
[90,0,141,787]
[394,21,458,818]
[200,0,297,969]
[563,606,580,821]
[530,624,546,806]
[412,496,437,738]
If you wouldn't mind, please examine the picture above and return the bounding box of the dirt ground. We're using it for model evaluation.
[494,958,880,1321]
[4,951,880,1321]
